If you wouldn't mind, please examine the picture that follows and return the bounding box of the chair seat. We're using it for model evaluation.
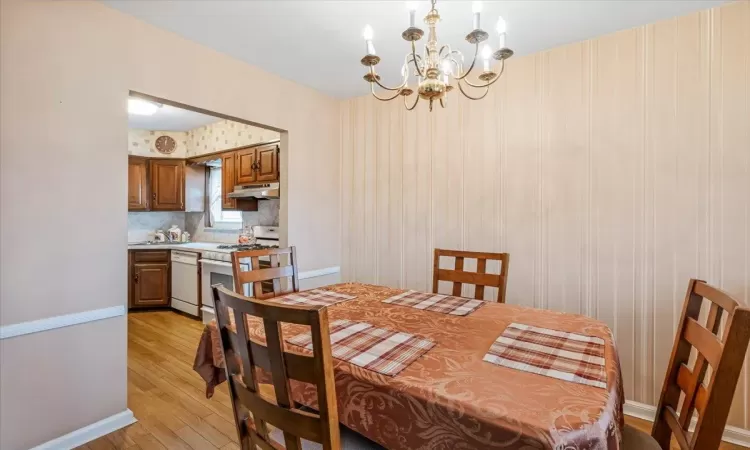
[621,423,661,450]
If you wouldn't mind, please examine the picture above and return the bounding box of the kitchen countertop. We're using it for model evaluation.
[127,242,233,253]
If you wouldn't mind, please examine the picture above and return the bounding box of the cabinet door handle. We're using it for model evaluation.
[152,192,157,200]
[134,273,139,283]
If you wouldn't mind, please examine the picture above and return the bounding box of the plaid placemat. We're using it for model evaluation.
[270,289,356,307]
[287,319,435,376]
[483,323,607,388]
[383,290,485,316]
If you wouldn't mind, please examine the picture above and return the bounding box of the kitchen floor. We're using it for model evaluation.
[78,311,747,450]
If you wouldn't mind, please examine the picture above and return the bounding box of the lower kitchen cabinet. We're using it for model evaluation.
[129,251,170,309]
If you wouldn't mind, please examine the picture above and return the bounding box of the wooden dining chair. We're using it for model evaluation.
[432,249,510,303]
[212,285,383,450]
[231,246,300,299]
[622,279,750,450]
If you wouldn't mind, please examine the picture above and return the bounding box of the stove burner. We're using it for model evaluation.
[216,244,276,250]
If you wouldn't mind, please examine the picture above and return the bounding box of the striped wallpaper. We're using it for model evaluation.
[340,1,750,429]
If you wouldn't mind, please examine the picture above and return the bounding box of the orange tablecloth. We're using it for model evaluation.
[194,283,623,450]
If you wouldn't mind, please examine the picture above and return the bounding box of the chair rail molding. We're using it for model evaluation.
[0,305,125,340]
[299,266,340,280]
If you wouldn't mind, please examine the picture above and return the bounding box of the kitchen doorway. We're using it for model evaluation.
[122,92,289,448]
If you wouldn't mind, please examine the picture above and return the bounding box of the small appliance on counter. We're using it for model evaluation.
[154,230,166,242]
[167,225,182,242]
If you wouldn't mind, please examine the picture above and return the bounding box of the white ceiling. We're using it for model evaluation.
[128,102,220,131]
[107,0,727,99]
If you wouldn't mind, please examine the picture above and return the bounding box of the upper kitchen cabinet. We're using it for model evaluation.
[150,159,185,211]
[235,142,279,185]
[256,143,279,182]
[127,157,204,212]
[128,156,149,211]
[236,147,257,184]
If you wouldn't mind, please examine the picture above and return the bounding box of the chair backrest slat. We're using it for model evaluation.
[212,285,340,450]
[432,249,510,303]
[651,279,750,450]
[232,246,299,300]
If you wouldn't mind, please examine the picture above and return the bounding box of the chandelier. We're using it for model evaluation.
[360,0,513,111]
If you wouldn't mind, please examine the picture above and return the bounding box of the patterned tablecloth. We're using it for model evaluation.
[194,283,624,450]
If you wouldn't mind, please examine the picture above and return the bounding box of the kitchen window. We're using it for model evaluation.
[208,166,242,229]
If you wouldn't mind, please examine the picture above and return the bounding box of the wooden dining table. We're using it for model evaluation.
[194,282,624,450]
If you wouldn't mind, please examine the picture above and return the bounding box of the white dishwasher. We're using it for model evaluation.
[171,250,200,317]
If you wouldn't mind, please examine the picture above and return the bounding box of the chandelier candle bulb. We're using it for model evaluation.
[496,17,507,48]
[472,1,482,30]
[407,2,418,28]
[363,25,376,55]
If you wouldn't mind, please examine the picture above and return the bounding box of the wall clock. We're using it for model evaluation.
[155,135,176,154]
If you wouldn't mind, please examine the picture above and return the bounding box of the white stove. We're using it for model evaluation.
[200,226,279,262]
[199,226,279,323]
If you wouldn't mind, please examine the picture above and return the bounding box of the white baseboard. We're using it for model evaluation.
[299,266,340,280]
[31,409,136,450]
[624,400,750,447]
[0,305,125,340]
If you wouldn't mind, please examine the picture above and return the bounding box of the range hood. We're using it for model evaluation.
[228,182,279,199]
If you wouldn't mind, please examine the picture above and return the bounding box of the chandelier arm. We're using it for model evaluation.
[411,41,425,78]
[461,60,506,89]
[439,98,445,108]
[454,43,479,80]
[370,83,402,101]
[457,79,490,101]
[370,67,408,91]
[404,93,420,111]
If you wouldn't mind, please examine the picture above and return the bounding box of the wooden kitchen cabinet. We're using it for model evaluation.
[129,250,170,309]
[236,147,257,184]
[256,144,279,182]
[221,152,237,209]
[128,156,149,211]
[150,159,185,211]
[234,143,279,185]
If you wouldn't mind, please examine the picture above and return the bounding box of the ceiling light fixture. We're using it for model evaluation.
[361,0,513,111]
[128,98,162,116]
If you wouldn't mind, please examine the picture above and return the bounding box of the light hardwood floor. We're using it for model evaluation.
[77,311,746,450]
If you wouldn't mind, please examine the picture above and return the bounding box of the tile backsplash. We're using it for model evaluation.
[128,200,279,243]
[186,199,280,243]
[127,212,186,242]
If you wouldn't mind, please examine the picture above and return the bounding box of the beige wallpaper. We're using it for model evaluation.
[128,119,279,158]
[128,129,189,158]
[186,119,280,156]
[340,0,750,430]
